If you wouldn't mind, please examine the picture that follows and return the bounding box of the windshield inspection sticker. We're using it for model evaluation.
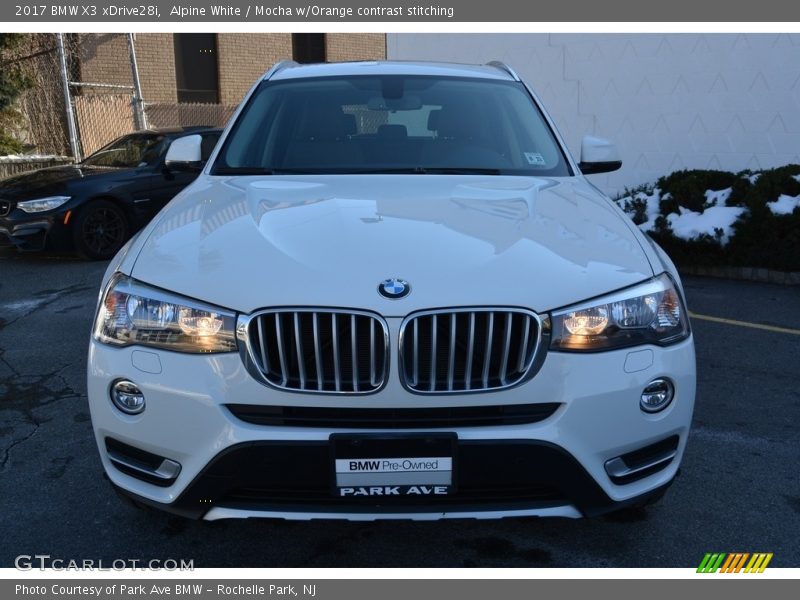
[524,152,547,166]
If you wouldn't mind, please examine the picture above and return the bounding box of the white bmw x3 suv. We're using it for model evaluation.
[88,60,695,521]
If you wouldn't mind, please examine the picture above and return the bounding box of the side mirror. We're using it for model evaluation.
[578,136,622,175]
[165,135,204,172]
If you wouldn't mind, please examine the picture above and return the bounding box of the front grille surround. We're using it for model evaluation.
[0,200,11,216]
[398,307,547,395]
[237,308,390,395]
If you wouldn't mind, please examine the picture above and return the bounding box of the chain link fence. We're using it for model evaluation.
[73,92,136,156]
[145,102,236,130]
[2,33,238,168]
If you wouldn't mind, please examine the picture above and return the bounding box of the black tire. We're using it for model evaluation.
[73,199,129,260]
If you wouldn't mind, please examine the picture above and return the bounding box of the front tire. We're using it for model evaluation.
[73,199,129,260]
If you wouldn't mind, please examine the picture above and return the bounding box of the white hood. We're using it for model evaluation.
[130,175,654,315]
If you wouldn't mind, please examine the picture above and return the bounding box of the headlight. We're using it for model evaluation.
[93,275,237,353]
[17,196,71,213]
[550,274,690,351]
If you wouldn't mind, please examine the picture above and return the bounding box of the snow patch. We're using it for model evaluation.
[767,194,800,216]
[0,154,67,161]
[616,187,662,231]
[745,173,761,184]
[666,205,746,244]
[638,188,662,231]
[704,187,732,206]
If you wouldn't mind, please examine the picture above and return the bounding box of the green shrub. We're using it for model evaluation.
[616,165,800,272]
[727,210,800,272]
[656,169,744,214]
[616,184,653,225]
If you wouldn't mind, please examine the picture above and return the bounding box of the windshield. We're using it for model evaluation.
[212,76,571,176]
[82,134,167,168]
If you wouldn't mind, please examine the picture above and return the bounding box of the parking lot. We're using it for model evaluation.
[0,247,798,568]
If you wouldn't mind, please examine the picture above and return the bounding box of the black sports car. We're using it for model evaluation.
[0,127,221,259]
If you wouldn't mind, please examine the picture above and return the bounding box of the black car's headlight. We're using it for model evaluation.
[93,275,237,353]
[550,273,690,352]
[17,195,71,213]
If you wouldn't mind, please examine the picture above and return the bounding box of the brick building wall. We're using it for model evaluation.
[216,34,293,104]
[78,34,132,89]
[133,34,178,103]
[325,33,386,62]
[78,33,177,103]
[77,33,387,107]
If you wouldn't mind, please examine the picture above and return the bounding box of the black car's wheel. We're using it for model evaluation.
[73,199,129,260]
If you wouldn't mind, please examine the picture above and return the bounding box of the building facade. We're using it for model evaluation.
[79,33,386,105]
[388,33,800,194]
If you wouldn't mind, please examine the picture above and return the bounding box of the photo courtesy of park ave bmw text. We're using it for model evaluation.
[0,0,798,589]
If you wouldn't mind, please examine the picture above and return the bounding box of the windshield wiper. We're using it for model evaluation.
[319,167,503,175]
[212,166,504,176]
[212,167,338,175]
[416,167,502,175]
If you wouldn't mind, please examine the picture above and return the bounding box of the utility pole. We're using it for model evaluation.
[127,33,148,130]
[56,33,81,162]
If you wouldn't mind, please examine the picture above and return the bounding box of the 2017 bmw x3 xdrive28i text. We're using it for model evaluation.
[88,61,695,521]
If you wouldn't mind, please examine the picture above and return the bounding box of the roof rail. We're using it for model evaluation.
[486,61,520,82]
[263,59,300,80]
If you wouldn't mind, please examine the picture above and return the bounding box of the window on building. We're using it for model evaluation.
[292,34,326,64]
[174,33,220,103]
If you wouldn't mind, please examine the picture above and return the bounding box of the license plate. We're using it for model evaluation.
[330,433,456,498]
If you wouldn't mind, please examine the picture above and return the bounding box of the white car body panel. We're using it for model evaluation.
[129,175,654,315]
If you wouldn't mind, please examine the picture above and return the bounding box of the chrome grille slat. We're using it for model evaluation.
[499,312,513,385]
[412,318,419,387]
[293,312,306,389]
[243,309,388,394]
[369,319,377,387]
[430,314,438,392]
[447,313,456,391]
[518,315,531,372]
[465,312,475,391]
[274,313,288,386]
[256,317,270,374]
[312,313,324,391]
[332,313,341,392]
[482,312,494,388]
[400,308,542,394]
[350,314,358,392]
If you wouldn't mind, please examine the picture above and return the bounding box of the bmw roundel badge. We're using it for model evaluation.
[378,278,411,299]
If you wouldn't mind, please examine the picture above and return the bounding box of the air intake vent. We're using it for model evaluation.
[241,309,389,394]
[399,308,543,394]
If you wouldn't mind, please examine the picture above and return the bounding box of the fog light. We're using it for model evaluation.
[640,378,674,413]
[111,380,145,414]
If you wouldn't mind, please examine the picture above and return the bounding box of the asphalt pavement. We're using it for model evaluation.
[1,247,798,568]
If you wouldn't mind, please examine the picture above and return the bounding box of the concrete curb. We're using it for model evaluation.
[679,265,800,285]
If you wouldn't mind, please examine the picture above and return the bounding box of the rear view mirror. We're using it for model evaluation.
[165,135,204,172]
[367,94,423,111]
[579,136,622,174]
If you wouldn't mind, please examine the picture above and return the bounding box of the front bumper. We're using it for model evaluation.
[0,209,69,251]
[87,332,696,520]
